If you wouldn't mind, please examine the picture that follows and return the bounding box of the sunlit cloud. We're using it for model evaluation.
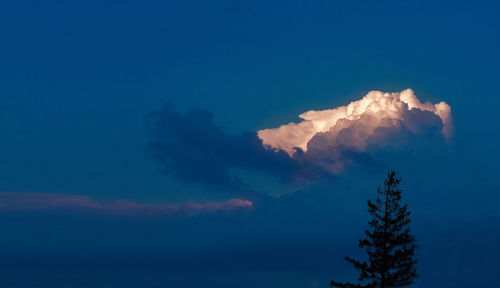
[0,192,252,216]
[258,89,451,155]
[258,89,451,173]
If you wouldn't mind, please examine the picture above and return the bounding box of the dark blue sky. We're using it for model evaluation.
[0,0,499,287]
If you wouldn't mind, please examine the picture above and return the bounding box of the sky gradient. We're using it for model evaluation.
[1,0,499,287]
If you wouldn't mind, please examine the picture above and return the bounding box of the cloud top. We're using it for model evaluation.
[258,89,451,159]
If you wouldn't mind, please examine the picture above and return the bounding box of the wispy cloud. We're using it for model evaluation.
[0,192,252,216]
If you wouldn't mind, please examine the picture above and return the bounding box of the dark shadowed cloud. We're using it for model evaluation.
[147,103,330,191]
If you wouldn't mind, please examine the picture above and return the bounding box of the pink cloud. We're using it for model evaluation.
[258,89,452,173]
[0,192,252,216]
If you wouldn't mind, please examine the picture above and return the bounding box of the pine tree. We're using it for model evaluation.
[330,171,418,288]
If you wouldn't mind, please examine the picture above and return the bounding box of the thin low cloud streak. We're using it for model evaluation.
[0,192,252,215]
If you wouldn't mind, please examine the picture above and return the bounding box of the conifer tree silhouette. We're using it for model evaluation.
[330,171,418,288]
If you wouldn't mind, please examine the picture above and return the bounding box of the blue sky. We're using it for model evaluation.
[0,0,499,287]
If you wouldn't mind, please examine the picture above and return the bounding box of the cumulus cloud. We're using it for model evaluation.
[258,89,451,173]
[0,192,252,215]
[149,90,451,190]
